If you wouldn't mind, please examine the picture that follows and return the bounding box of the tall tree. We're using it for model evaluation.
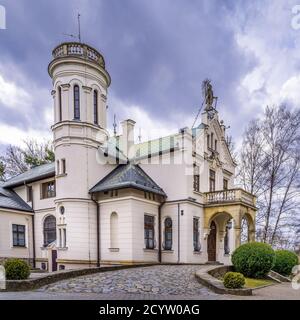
[238,105,300,247]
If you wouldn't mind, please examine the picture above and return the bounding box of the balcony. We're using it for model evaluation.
[204,188,256,208]
[52,42,105,68]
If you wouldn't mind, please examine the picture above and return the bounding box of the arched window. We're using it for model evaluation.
[74,85,80,120]
[93,90,98,124]
[110,212,118,248]
[58,86,62,122]
[164,218,172,250]
[43,215,56,246]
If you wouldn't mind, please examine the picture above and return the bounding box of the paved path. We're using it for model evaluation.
[36,265,218,298]
[0,265,299,300]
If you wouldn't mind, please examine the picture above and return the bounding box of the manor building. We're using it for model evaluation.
[0,42,256,271]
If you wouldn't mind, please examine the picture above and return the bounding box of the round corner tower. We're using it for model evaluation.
[48,42,111,268]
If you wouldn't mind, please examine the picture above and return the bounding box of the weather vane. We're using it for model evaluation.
[63,13,82,42]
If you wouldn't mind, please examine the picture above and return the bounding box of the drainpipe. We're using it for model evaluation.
[25,182,36,268]
[177,203,180,264]
[158,198,166,263]
[91,195,100,268]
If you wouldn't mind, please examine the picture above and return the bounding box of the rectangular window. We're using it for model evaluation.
[215,139,217,151]
[59,229,62,248]
[27,186,33,202]
[144,215,155,249]
[12,224,26,247]
[193,165,200,192]
[223,179,228,190]
[63,228,67,247]
[62,159,66,174]
[211,133,214,149]
[193,218,200,252]
[41,181,56,199]
[209,169,216,192]
[207,135,210,149]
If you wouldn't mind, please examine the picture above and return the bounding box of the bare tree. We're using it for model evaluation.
[0,139,54,180]
[238,105,300,247]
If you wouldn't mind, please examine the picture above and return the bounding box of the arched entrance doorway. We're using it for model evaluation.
[207,221,217,261]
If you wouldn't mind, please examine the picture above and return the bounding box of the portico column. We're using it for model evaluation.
[234,227,241,249]
[249,229,255,242]
[203,227,210,260]
[219,230,226,257]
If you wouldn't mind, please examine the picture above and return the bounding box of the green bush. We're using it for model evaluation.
[232,242,275,278]
[273,250,298,276]
[4,259,30,280]
[223,272,245,289]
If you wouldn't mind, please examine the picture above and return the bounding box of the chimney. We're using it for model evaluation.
[121,119,136,160]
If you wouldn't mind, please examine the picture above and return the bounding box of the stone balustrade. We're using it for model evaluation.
[52,42,105,67]
[204,188,256,207]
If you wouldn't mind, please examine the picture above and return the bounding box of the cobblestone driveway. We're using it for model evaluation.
[37,265,217,297]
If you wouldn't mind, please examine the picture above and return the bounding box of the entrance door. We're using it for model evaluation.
[51,250,57,272]
[207,221,217,262]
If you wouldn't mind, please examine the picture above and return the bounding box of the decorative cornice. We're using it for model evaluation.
[82,85,92,93]
[61,83,71,91]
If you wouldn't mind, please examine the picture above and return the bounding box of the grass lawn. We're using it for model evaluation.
[244,277,274,288]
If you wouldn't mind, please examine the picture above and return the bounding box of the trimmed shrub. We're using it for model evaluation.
[223,272,245,289]
[232,242,275,278]
[4,259,30,280]
[273,250,298,276]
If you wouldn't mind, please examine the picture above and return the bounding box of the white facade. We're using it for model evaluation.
[0,42,256,271]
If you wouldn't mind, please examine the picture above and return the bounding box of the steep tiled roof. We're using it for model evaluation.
[2,162,55,188]
[0,183,33,213]
[90,163,166,196]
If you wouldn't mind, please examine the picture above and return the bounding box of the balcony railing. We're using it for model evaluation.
[52,42,105,68]
[204,188,256,207]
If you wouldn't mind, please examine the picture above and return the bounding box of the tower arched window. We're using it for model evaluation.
[43,215,56,247]
[74,85,80,120]
[58,86,62,122]
[110,212,119,248]
[93,90,98,124]
[164,218,172,250]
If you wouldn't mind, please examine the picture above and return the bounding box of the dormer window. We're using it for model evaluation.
[74,85,80,120]
[93,90,98,124]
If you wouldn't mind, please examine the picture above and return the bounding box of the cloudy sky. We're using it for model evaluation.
[0,0,300,151]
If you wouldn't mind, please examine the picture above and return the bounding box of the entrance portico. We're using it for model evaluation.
[203,188,256,263]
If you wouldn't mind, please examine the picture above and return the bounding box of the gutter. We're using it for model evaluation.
[91,194,100,267]
[177,203,180,264]
[158,198,166,263]
[25,182,36,269]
